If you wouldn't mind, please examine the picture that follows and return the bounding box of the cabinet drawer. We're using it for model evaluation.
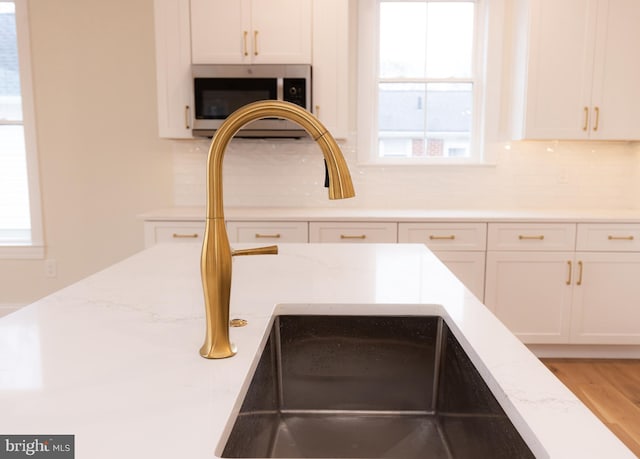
[309,222,397,243]
[226,221,308,243]
[487,223,576,251]
[398,223,487,251]
[145,222,205,247]
[576,223,640,252]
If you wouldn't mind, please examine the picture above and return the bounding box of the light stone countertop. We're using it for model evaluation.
[0,242,635,458]
[139,206,640,223]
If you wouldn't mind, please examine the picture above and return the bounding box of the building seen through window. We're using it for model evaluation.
[377,1,476,159]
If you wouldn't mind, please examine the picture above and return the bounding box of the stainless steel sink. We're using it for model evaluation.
[222,315,534,458]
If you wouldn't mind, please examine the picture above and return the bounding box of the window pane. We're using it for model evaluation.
[378,82,472,158]
[0,3,23,121]
[379,2,426,78]
[0,125,31,241]
[425,2,475,78]
[379,1,475,79]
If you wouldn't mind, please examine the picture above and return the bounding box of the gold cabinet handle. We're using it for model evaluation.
[429,235,456,240]
[172,233,199,239]
[608,235,634,241]
[593,106,600,131]
[253,30,259,56]
[184,105,190,130]
[232,245,278,257]
[315,105,320,118]
[583,106,589,131]
[566,260,572,285]
[577,260,583,286]
[243,31,248,56]
[340,234,366,240]
[255,233,281,239]
[518,235,545,240]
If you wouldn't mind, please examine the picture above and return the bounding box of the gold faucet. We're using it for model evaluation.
[200,100,355,359]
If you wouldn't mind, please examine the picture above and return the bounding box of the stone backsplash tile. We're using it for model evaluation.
[171,137,640,211]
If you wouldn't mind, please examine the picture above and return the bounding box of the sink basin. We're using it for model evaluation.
[222,315,534,458]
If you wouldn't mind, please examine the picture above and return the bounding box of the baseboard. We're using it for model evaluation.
[528,344,640,359]
[0,303,25,318]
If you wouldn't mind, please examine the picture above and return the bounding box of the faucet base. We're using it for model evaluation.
[200,342,237,359]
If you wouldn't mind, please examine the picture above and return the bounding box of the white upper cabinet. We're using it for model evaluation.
[153,0,193,138]
[512,0,640,140]
[190,0,312,64]
[154,0,347,138]
[311,0,349,138]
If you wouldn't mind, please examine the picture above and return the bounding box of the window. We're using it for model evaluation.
[0,0,43,257]
[358,0,489,164]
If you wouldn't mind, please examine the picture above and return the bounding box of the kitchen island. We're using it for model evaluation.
[0,242,634,458]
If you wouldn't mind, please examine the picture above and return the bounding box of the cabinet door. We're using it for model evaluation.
[191,0,249,64]
[433,251,486,301]
[399,222,487,251]
[144,221,205,247]
[590,0,640,139]
[250,0,311,64]
[309,222,398,243]
[515,0,596,139]
[485,251,574,343]
[191,0,311,64]
[571,252,640,344]
[226,221,308,243]
[153,0,193,138]
[312,0,348,138]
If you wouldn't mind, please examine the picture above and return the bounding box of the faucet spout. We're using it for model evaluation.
[200,100,355,359]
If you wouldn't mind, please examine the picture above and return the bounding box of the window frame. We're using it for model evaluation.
[0,0,44,258]
[357,0,501,166]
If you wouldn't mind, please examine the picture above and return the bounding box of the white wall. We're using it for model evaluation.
[0,0,174,306]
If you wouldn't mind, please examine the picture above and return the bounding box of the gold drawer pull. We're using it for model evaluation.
[172,233,199,239]
[429,235,456,240]
[340,234,366,240]
[254,30,259,56]
[255,233,281,239]
[243,31,248,56]
[518,235,545,240]
[566,260,572,285]
[608,235,634,241]
[577,260,583,286]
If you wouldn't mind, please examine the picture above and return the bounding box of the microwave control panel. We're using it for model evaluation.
[283,78,307,108]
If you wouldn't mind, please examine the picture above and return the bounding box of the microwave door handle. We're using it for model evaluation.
[277,77,283,102]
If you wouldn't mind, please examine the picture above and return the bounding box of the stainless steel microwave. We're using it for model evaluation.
[191,64,312,138]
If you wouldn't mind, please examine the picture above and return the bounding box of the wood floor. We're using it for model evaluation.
[542,359,640,457]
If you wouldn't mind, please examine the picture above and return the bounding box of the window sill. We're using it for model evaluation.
[356,158,497,167]
[0,244,45,259]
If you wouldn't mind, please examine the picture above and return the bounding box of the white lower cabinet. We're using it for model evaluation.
[144,221,205,247]
[432,251,486,301]
[485,251,574,343]
[570,223,640,344]
[309,222,398,243]
[143,215,640,347]
[226,221,308,243]
[398,223,487,300]
[571,252,640,344]
[486,223,640,345]
[484,223,577,343]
